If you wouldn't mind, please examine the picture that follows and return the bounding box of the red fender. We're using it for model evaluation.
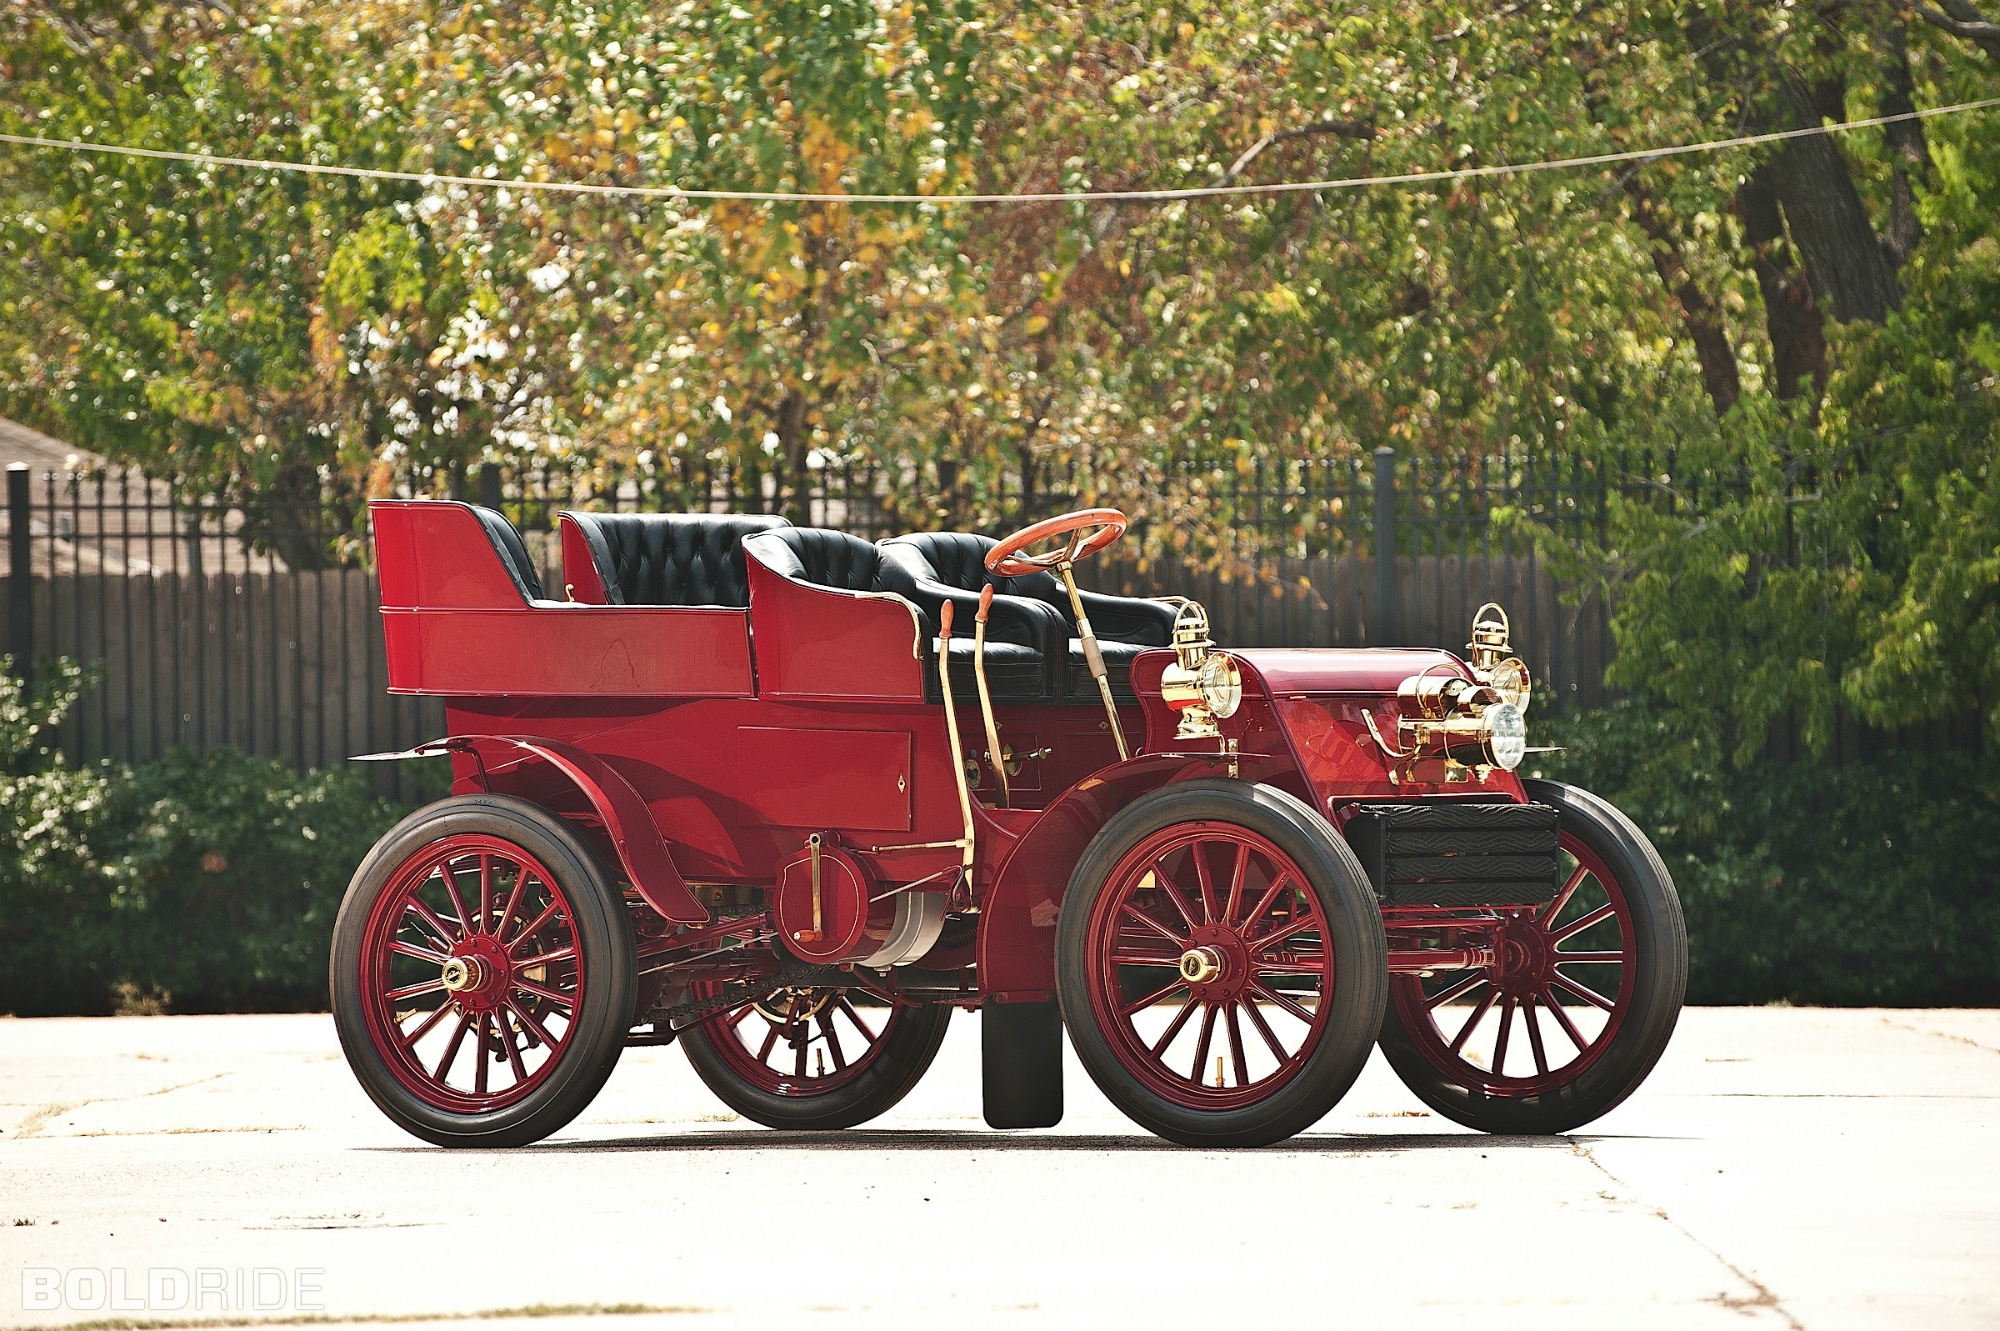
[433,735,709,926]
[977,754,1223,1001]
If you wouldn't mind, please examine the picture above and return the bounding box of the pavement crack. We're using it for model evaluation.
[1569,1140,1804,1330]
[8,1073,234,1140]
[1878,1015,2000,1056]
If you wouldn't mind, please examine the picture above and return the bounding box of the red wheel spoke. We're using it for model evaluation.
[476,855,493,936]
[390,939,450,965]
[493,870,528,943]
[793,1025,809,1078]
[1550,902,1615,944]
[512,976,577,1009]
[817,1012,847,1071]
[1253,914,1319,950]
[512,945,577,970]
[1491,996,1516,1076]
[1242,995,1290,1063]
[441,864,475,944]
[508,899,563,954]
[504,998,559,1050]
[1110,947,1185,968]
[400,999,456,1048]
[1192,845,1221,925]
[1553,951,1624,964]
[1225,1002,1250,1087]
[1121,975,1188,1017]
[498,1009,529,1083]
[435,1011,474,1083]
[756,1019,782,1062]
[1551,972,1616,1011]
[727,1003,758,1031]
[1222,842,1250,928]
[407,897,460,950]
[1541,987,1591,1051]
[1239,873,1293,937]
[473,1014,491,1096]
[1149,994,1201,1055]
[1120,902,1188,947]
[1425,971,1488,1010]
[1248,979,1318,1027]
[1151,860,1201,933]
[1450,990,1497,1054]
[836,996,879,1044]
[387,979,446,1002]
[1523,995,1551,1076]
[1540,862,1590,926]
[1191,1004,1219,1084]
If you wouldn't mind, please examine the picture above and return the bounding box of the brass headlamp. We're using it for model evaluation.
[1159,601,1241,740]
[1367,604,1532,781]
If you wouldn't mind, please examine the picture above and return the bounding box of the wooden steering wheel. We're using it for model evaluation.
[985,508,1129,577]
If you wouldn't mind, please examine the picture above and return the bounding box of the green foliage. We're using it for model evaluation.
[1536,703,2000,1005]
[0,664,406,1015]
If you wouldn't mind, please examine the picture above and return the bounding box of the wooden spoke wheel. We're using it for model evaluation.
[1058,780,1386,1148]
[1378,780,1687,1135]
[681,987,951,1130]
[331,796,635,1148]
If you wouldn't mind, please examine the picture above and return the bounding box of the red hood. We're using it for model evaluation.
[1231,647,1471,697]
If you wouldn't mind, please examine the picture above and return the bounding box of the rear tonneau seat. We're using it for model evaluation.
[559,511,790,606]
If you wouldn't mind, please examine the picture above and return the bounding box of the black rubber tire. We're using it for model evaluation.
[1055,779,1388,1148]
[1378,780,1688,1135]
[330,794,637,1148]
[681,999,952,1130]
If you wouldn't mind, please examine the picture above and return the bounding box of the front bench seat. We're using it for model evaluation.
[749,527,1054,701]
[877,531,1178,702]
[562,510,790,607]
[469,503,561,605]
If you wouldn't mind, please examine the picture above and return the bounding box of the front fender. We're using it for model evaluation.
[978,754,1226,1000]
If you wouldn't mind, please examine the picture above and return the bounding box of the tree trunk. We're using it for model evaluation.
[1876,18,1929,268]
[1736,167,1828,403]
[1761,69,1902,323]
[1621,174,1741,417]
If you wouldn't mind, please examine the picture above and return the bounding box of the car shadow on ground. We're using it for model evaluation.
[366,1129,1673,1155]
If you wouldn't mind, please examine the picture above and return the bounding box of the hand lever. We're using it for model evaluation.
[972,585,1010,809]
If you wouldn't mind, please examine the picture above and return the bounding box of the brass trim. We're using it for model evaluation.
[852,589,927,661]
[972,587,1011,809]
[1059,559,1130,761]
[935,603,979,880]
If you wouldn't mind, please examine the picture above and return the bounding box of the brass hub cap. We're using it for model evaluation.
[1179,946,1225,986]
[439,955,484,994]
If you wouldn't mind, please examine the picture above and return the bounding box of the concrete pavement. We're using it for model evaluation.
[2,1006,1995,1330]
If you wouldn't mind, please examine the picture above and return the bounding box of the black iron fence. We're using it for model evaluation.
[5,447,1653,787]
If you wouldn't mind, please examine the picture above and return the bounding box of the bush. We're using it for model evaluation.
[0,661,410,1016]
[1535,703,2000,1006]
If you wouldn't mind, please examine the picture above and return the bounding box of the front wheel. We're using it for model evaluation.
[330,795,637,1148]
[1056,780,1387,1148]
[1377,780,1687,1134]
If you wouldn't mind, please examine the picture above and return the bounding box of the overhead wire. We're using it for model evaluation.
[0,96,1996,206]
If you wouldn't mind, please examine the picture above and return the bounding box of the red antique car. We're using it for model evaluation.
[331,502,1686,1148]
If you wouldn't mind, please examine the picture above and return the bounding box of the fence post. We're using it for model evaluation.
[478,463,503,511]
[1373,446,1396,646]
[7,463,28,686]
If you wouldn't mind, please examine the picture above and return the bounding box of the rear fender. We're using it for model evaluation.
[368,735,709,926]
[978,754,1219,1000]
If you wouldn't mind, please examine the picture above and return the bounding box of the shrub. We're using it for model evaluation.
[1534,703,2000,1006]
[0,660,410,1016]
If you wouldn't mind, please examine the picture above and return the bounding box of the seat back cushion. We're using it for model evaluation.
[567,512,789,607]
[744,527,888,593]
[472,505,546,602]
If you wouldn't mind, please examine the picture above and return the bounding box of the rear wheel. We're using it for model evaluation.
[681,988,951,1130]
[1056,780,1387,1148]
[330,795,636,1148]
[1377,780,1686,1134]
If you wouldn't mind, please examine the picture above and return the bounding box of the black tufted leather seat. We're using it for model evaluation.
[563,511,789,608]
[752,528,1054,701]
[878,531,1179,702]
[471,504,549,603]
